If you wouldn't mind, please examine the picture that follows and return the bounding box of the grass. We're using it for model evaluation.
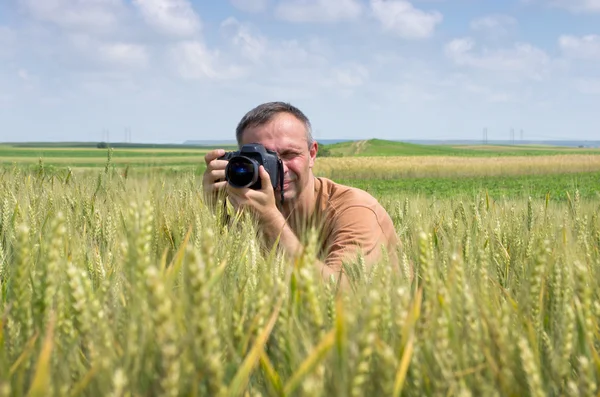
[0,147,227,159]
[0,164,598,396]
[324,139,600,157]
[2,142,236,149]
[3,140,600,169]
[3,144,600,204]
[338,171,600,202]
[0,149,206,158]
[314,154,600,179]
[0,138,599,395]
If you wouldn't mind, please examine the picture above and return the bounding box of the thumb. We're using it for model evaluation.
[259,166,272,190]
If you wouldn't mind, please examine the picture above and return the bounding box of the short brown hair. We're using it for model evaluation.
[235,102,314,148]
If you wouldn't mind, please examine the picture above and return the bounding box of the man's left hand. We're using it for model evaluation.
[226,165,281,226]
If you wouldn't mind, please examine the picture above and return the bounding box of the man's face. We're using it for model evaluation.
[240,112,318,203]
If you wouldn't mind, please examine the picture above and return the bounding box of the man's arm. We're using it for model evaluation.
[259,204,400,288]
[224,167,346,286]
[259,210,346,286]
[202,149,229,209]
[225,168,400,287]
[320,205,400,277]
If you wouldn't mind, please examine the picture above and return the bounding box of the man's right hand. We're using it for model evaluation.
[202,149,229,205]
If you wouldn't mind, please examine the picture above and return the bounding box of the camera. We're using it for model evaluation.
[219,143,284,200]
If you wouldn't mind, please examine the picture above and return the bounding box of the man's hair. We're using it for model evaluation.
[236,102,314,148]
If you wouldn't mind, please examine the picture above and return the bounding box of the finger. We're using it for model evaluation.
[203,168,226,184]
[206,158,228,172]
[259,166,273,192]
[204,149,226,165]
[202,180,227,202]
[206,180,228,193]
[226,184,249,198]
[202,180,228,205]
[227,195,245,212]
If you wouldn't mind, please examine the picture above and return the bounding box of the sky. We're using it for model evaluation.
[0,0,599,143]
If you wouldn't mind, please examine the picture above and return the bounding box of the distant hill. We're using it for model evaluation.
[3,138,598,151]
[323,139,462,156]
[183,140,236,146]
[321,138,600,157]
[184,138,600,149]
[403,139,600,148]
[183,139,354,146]
[6,142,209,149]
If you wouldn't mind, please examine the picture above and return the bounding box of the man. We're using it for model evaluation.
[202,102,399,286]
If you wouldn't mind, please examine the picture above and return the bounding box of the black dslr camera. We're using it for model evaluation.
[219,143,285,203]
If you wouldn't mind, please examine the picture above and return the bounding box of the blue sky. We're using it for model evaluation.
[0,0,599,143]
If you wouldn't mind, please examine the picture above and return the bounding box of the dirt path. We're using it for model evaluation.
[351,140,367,155]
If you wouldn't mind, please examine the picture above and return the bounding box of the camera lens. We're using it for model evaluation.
[226,157,258,188]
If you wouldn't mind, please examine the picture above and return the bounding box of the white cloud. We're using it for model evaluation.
[75,71,143,97]
[217,19,358,98]
[0,27,15,58]
[220,17,268,63]
[463,82,515,103]
[169,41,245,80]
[0,26,14,43]
[98,43,149,68]
[371,0,443,39]
[230,0,269,13]
[16,68,38,92]
[559,35,600,60]
[574,78,600,94]
[220,18,330,71]
[18,69,30,81]
[542,0,600,13]
[274,0,362,23]
[470,14,517,39]
[66,34,149,70]
[19,0,125,32]
[267,38,330,69]
[332,63,369,88]
[0,94,11,107]
[444,38,550,80]
[132,0,202,37]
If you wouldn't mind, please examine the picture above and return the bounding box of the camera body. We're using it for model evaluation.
[219,143,284,192]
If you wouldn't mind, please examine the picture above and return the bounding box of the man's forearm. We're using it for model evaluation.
[260,211,344,285]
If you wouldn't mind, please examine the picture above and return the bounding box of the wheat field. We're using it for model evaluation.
[314,154,600,179]
[0,164,599,396]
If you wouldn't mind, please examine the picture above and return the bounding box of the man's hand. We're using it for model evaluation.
[202,149,228,205]
[226,165,280,225]
[227,166,348,289]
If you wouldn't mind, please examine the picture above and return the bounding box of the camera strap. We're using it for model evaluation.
[278,159,284,206]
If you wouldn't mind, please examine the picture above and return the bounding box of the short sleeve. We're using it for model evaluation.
[323,205,392,272]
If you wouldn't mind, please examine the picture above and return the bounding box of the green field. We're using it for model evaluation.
[3,139,599,202]
[323,139,600,157]
[2,139,600,168]
[1,141,599,395]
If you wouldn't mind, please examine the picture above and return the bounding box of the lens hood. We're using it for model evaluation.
[225,156,259,188]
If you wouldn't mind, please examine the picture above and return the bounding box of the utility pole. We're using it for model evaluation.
[124,126,132,143]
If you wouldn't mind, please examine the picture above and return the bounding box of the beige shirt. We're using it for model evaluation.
[290,176,399,273]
